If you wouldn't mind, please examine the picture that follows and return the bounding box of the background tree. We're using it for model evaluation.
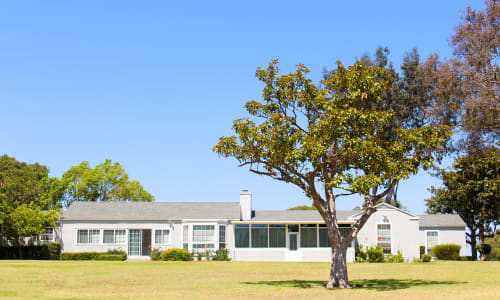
[58,159,154,208]
[288,205,315,210]
[0,155,60,256]
[214,60,450,288]
[426,147,500,260]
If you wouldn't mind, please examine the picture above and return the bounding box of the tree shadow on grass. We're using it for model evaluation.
[243,279,465,291]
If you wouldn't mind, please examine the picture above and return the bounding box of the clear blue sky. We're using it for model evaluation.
[0,1,482,213]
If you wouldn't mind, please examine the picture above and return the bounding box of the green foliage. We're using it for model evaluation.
[106,249,127,261]
[420,245,425,258]
[476,243,492,256]
[60,252,106,260]
[160,249,192,261]
[0,155,61,250]
[485,234,500,261]
[96,254,123,261]
[385,250,404,263]
[426,147,499,260]
[47,242,61,260]
[150,247,162,261]
[355,244,367,262]
[366,245,384,263]
[0,245,51,259]
[432,244,461,260]
[212,249,231,261]
[58,159,154,208]
[288,205,316,210]
[422,254,432,262]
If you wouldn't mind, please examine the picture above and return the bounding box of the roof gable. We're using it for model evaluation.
[349,202,417,218]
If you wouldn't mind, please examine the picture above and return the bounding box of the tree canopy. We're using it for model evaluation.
[214,60,451,288]
[58,159,154,208]
[426,146,500,260]
[0,155,60,250]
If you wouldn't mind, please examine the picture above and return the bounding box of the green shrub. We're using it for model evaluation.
[150,247,162,261]
[96,254,123,261]
[366,244,384,263]
[476,243,492,256]
[385,250,404,263]
[60,252,105,260]
[459,256,474,261]
[419,245,425,258]
[161,248,192,261]
[486,234,500,261]
[355,244,367,262]
[212,249,231,261]
[47,243,61,260]
[432,244,461,260]
[422,254,432,262]
[107,249,127,261]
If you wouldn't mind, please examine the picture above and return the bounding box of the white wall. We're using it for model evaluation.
[419,227,467,256]
[233,248,355,262]
[355,207,421,261]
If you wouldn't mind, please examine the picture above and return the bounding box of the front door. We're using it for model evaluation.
[289,233,298,251]
[142,229,151,256]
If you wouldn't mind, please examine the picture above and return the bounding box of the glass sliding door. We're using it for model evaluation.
[128,229,142,256]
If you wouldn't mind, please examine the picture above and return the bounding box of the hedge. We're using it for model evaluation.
[422,254,432,262]
[0,243,60,260]
[96,254,123,261]
[61,252,105,260]
[432,244,461,260]
[161,248,192,261]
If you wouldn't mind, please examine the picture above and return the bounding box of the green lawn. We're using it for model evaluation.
[0,260,498,299]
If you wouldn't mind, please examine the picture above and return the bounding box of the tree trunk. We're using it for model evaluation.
[327,242,350,288]
[16,238,23,259]
[478,230,486,261]
[469,230,477,261]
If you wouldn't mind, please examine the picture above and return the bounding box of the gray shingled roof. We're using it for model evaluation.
[62,201,241,221]
[418,214,465,228]
[251,210,355,222]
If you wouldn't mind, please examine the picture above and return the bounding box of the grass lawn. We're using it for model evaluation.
[0,260,498,299]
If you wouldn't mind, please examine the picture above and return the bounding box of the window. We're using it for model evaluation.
[183,225,189,250]
[219,225,226,249]
[269,224,286,248]
[426,231,439,255]
[318,224,330,247]
[155,229,170,245]
[288,224,299,232]
[235,224,249,248]
[77,229,100,244]
[192,225,215,252]
[300,224,317,248]
[377,224,391,254]
[40,228,54,242]
[103,229,126,244]
[251,224,268,248]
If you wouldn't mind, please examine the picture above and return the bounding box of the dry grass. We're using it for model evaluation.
[0,260,498,299]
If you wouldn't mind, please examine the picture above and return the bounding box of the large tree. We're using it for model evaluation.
[58,159,154,208]
[426,147,500,260]
[214,60,450,288]
[0,155,60,256]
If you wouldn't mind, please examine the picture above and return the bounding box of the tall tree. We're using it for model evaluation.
[214,60,450,288]
[426,147,500,260]
[0,155,60,256]
[58,159,154,208]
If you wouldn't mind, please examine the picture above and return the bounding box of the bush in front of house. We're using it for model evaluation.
[385,250,404,263]
[160,248,192,261]
[432,244,461,260]
[422,254,432,262]
[96,254,123,261]
[61,252,105,260]
[476,243,492,257]
[150,247,162,261]
[47,242,61,260]
[107,249,127,261]
[366,244,384,263]
[0,244,61,260]
[212,248,231,261]
[355,244,368,262]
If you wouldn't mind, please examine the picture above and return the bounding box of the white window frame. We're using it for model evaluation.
[154,229,171,245]
[191,224,216,252]
[376,222,393,255]
[40,227,55,242]
[76,229,101,245]
[425,230,440,255]
[103,229,127,245]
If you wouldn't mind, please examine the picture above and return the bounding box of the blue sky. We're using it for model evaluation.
[0,1,482,213]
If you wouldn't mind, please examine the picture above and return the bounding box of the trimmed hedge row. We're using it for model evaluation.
[61,249,127,261]
[160,249,192,261]
[432,244,461,260]
[0,243,61,260]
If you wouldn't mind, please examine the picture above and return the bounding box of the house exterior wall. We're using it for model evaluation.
[233,247,355,262]
[355,207,420,261]
[419,227,467,256]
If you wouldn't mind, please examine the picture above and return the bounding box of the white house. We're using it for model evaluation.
[59,190,466,261]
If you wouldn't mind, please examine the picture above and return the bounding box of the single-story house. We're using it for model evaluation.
[58,190,466,261]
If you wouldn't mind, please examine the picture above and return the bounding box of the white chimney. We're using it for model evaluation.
[240,190,252,221]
